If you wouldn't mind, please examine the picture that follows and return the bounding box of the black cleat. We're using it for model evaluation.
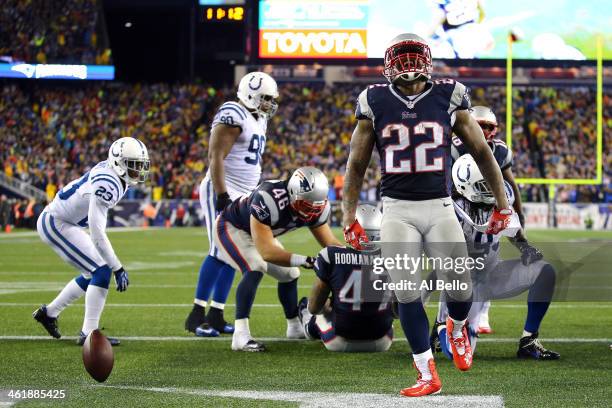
[207,306,234,334]
[185,305,207,333]
[517,332,560,360]
[76,331,121,347]
[32,305,61,339]
[430,320,443,353]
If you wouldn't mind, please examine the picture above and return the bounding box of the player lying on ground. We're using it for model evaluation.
[432,154,559,360]
[33,137,149,346]
[298,204,394,352]
[450,105,527,334]
[185,72,279,337]
[341,33,513,397]
[213,166,342,352]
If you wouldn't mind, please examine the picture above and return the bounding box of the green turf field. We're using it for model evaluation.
[0,227,611,407]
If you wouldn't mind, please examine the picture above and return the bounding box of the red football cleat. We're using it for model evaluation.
[400,359,442,397]
[478,325,493,334]
[446,318,473,371]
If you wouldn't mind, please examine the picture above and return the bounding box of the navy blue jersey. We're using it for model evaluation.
[315,246,393,340]
[451,135,513,170]
[355,79,471,200]
[223,179,330,236]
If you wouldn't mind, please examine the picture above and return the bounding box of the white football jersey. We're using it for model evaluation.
[454,182,515,272]
[47,160,127,226]
[205,101,268,195]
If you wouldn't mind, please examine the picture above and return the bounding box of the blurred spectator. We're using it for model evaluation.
[0,0,111,64]
[0,81,609,208]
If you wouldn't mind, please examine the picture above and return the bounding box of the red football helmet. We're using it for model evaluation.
[383,33,433,84]
[470,106,498,141]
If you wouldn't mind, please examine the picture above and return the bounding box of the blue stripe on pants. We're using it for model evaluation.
[48,215,99,270]
[41,213,92,272]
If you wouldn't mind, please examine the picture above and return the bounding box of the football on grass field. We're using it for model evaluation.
[83,329,114,383]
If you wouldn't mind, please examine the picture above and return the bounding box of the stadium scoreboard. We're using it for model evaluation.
[203,6,245,22]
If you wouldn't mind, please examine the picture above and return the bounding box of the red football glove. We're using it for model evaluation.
[486,207,513,235]
[343,219,368,250]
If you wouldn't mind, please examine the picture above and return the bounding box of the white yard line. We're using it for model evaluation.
[0,335,608,343]
[96,385,505,408]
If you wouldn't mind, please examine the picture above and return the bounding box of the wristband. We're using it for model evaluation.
[290,254,308,267]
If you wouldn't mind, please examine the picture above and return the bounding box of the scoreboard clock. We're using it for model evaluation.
[203,6,245,22]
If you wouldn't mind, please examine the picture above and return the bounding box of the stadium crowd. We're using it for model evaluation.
[0,0,111,65]
[1,81,610,230]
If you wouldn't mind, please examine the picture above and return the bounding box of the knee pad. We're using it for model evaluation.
[75,274,91,291]
[280,267,300,282]
[90,265,112,289]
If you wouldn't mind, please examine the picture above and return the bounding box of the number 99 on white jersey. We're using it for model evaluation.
[208,101,268,195]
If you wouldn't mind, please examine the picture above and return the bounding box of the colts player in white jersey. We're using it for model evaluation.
[434,155,559,360]
[185,72,279,337]
[450,105,527,334]
[33,137,150,346]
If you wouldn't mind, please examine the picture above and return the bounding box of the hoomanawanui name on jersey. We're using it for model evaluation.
[356,79,470,200]
[315,246,393,340]
[222,180,330,236]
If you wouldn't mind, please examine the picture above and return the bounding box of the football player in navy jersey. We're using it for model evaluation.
[341,33,513,397]
[299,204,394,352]
[214,167,342,352]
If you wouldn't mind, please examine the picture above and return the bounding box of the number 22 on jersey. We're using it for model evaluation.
[382,122,444,174]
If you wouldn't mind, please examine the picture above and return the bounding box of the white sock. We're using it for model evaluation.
[82,286,108,335]
[47,279,86,318]
[287,316,300,326]
[413,349,434,381]
[451,318,466,338]
[210,301,225,310]
[234,318,250,335]
[194,299,207,308]
[522,330,533,338]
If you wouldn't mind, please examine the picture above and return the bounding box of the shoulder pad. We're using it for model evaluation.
[317,247,331,264]
[90,174,122,207]
[212,102,247,128]
[249,188,280,225]
[491,140,513,169]
[446,80,471,114]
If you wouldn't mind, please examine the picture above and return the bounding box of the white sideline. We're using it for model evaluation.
[0,335,608,343]
[1,302,611,309]
[95,385,504,408]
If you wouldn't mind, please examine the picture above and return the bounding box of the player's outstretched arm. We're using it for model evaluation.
[309,223,342,248]
[342,119,375,227]
[453,109,509,211]
[209,124,241,209]
[308,277,331,315]
[250,215,314,268]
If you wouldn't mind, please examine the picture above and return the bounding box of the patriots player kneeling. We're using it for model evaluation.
[33,137,149,346]
[299,204,394,352]
[214,167,342,351]
[434,155,559,360]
